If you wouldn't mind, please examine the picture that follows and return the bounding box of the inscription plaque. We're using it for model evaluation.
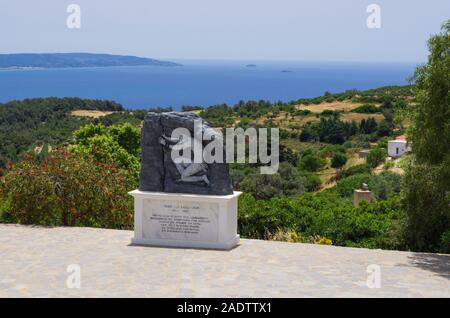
[142,199,220,242]
[129,190,241,249]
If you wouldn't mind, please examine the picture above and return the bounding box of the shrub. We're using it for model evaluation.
[325,172,401,201]
[359,117,378,134]
[299,154,326,172]
[367,148,386,168]
[377,120,393,137]
[266,228,301,243]
[296,109,311,116]
[383,161,395,171]
[376,138,388,150]
[73,123,140,170]
[403,162,450,252]
[181,105,203,112]
[299,171,322,192]
[342,141,353,149]
[315,237,333,245]
[440,230,450,254]
[355,135,372,149]
[239,162,306,199]
[265,230,333,245]
[279,144,299,166]
[0,197,11,222]
[352,104,380,113]
[229,164,258,186]
[321,109,340,117]
[370,172,402,200]
[238,192,406,250]
[331,152,347,169]
[325,173,372,199]
[342,164,372,178]
[0,149,137,229]
[73,134,139,170]
[319,144,346,157]
[107,123,141,156]
[73,123,107,146]
[300,118,352,144]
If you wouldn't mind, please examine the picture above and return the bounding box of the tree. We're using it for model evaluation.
[411,24,450,165]
[403,165,449,251]
[318,118,346,144]
[377,120,392,137]
[279,144,299,166]
[299,154,326,172]
[239,162,305,199]
[72,123,140,170]
[359,117,378,134]
[347,120,359,137]
[403,20,450,252]
[73,123,107,146]
[75,134,138,170]
[108,123,141,156]
[299,125,317,142]
[0,155,6,170]
[331,152,347,169]
[367,148,386,168]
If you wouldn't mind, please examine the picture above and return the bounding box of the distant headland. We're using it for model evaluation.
[0,53,181,69]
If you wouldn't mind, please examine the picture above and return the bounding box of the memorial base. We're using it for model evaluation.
[129,190,242,250]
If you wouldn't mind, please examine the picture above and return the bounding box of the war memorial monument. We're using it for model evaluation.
[129,112,241,249]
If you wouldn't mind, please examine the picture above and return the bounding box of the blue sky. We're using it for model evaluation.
[0,0,449,62]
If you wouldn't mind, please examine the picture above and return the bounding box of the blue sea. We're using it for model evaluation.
[0,60,417,110]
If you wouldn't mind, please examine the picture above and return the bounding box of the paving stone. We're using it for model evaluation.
[0,224,449,297]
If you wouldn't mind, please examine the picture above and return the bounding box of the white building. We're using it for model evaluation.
[388,136,410,158]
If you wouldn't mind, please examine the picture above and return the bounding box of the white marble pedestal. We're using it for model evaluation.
[129,190,242,250]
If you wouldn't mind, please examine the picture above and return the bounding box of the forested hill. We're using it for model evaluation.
[0,53,181,68]
[0,85,413,168]
[0,98,140,165]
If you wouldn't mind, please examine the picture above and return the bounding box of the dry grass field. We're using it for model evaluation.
[295,100,367,113]
[70,110,115,118]
[255,112,320,127]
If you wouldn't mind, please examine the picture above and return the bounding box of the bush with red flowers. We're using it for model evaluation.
[0,148,137,229]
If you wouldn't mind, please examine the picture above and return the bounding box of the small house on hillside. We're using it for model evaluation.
[388,135,410,158]
[358,149,371,159]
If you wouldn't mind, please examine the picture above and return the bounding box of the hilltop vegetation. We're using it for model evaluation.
[198,85,411,140]
[0,97,135,166]
[0,84,411,168]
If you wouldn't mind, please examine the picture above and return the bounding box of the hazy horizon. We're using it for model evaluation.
[1,0,449,63]
[0,52,425,65]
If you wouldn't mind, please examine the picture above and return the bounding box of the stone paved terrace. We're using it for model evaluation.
[0,224,449,297]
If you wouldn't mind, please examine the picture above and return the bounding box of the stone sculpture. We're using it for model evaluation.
[139,112,233,195]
